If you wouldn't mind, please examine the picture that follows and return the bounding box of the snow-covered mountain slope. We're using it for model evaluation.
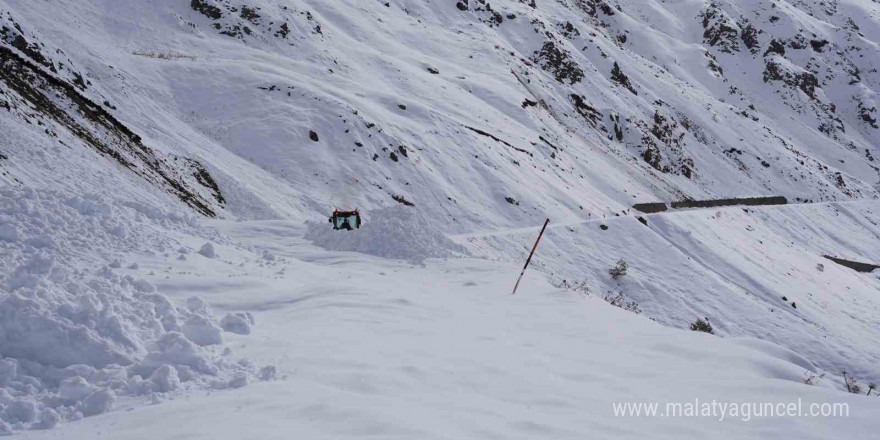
[460,199,880,383]
[2,0,879,224]
[2,0,880,436]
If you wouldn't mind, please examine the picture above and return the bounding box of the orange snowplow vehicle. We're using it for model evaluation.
[329,209,361,230]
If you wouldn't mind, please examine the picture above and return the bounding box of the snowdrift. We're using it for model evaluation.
[0,188,271,433]
[304,206,467,263]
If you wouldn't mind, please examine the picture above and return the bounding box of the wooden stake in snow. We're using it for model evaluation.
[511,218,550,295]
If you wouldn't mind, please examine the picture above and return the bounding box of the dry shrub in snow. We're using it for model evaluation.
[843,371,862,394]
[132,50,196,60]
[690,317,714,334]
[609,259,628,280]
[802,370,825,386]
[605,291,642,314]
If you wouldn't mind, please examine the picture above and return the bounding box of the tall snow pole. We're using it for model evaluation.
[511,218,550,295]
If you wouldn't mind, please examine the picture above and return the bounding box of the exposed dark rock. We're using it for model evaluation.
[392,194,414,206]
[701,4,739,53]
[570,94,602,125]
[240,6,260,23]
[741,24,760,53]
[188,159,225,204]
[275,23,290,38]
[762,59,784,82]
[191,0,223,19]
[539,136,560,152]
[574,0,617,18]
[309,130,319,142]
[611,62,636,95]
[532,41,584,84]
[809,39,828,52]
[706,51,723,76]
[858,102,878,128]
[763,39,785,57]
[0,45,218,216]
[559,21,580,38]
[464,125,533,156]
[642,145,662,171]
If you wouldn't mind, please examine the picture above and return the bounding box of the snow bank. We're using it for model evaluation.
[0,188,271,433]
[304,206,467,263]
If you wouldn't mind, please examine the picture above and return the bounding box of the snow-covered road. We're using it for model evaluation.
[18,218,880,439]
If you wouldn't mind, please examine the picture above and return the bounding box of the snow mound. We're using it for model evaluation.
[733,337,817,373]
[220,312,255,335]
[0,188,271,433]
[304,206,467,263]
[197,243,216,259]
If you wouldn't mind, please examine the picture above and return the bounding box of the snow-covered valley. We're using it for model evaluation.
[1,0,880,437]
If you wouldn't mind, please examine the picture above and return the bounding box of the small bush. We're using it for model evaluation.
[605,291,641,314]
[558,279,590,296]
[690,317,714,334]
[803,370,825,386]
[843,371,862,394]
[132,50,196,60]
[609,259,628,280]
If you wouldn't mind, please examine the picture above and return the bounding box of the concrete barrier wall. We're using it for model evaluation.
[670,196,788,209]
[632,202,668,213]
[823,255,880,273]
[634,196,787,213]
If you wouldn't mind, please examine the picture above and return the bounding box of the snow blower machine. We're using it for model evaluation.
[329,208,361,231]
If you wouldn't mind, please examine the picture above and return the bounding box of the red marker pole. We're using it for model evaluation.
[511,218,550,295]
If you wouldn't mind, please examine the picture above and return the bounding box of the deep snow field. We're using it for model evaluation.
[0,188,878,438]
[7,201,880,440]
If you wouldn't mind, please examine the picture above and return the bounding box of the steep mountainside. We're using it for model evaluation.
[1,0,879,226]
[1,0,880,434]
